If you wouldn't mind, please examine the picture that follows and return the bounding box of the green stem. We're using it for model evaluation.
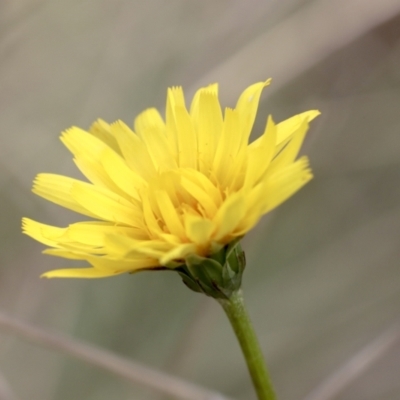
[218,289,277,400]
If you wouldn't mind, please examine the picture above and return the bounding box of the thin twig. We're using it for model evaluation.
[0,312,233,400]
[303,324,400,400]
[0,370,19,400]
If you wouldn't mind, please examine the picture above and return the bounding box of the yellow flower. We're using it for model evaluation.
[23,80,319,279]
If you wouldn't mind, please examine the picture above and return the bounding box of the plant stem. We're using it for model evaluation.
[218,289,277,400]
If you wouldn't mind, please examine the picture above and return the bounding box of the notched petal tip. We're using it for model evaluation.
[31,174,42,191]
[264,77,272,86]
[90,118,109,129]
[60,126,87,142]
[21,217,29,231]
[305,109,321,121]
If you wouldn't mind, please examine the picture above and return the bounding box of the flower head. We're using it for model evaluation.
[23,80,319,279]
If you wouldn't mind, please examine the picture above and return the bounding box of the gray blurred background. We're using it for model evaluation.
[1,1,400,399]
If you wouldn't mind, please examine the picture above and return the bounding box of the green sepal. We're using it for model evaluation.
[177,271,203,293]
[176,240,246,299]
[225,238,246,273]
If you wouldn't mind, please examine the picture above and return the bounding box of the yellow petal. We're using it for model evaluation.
[47,242,105,255]
[224,141,247,191]
[22,218,64,247]
[213,108,242,186]
[262,157,313,214]
[160,243,197,265]
[235,79,271,141]
[165,86,186,157]
[26,224,106,256]
[212,193,246,241]
[155,190,185,239]
[148,171,181,207]
[134,108,165,134]
[174,106,197,169]
[180,176,218,217]
[32,174,99,218]
[267,119,309,176]
[184,214,214,245]
[179,169,222,207]
[233,184,266,236]
[42,268,125,279]
[189,83,218,116]
[63,221,147,245]
[104,234,172,259]
[61,126,105,159]
[61,129,122,196]
[193,89,223,174]
[134,108,177,172]
[100,148,145,200]
[70,181,143,227]
[276,110,320,145]
[89,119,121,154]
[43,248,90,259]
[140,190,164,237]
[245,115,277,188]
[111,120,156,180]
[87,255,158,272]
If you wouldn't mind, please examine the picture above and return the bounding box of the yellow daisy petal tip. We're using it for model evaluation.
[307,110,321,120]
[24,79,319,279]
[41,268,123,279]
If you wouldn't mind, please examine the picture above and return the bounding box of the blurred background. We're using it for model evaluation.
[1,1,400,399]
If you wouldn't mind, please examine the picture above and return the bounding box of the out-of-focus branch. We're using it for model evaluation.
[191,0,400,101]
[0,312,233,400]
[0,371,19,400]
[303,324,400,400]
